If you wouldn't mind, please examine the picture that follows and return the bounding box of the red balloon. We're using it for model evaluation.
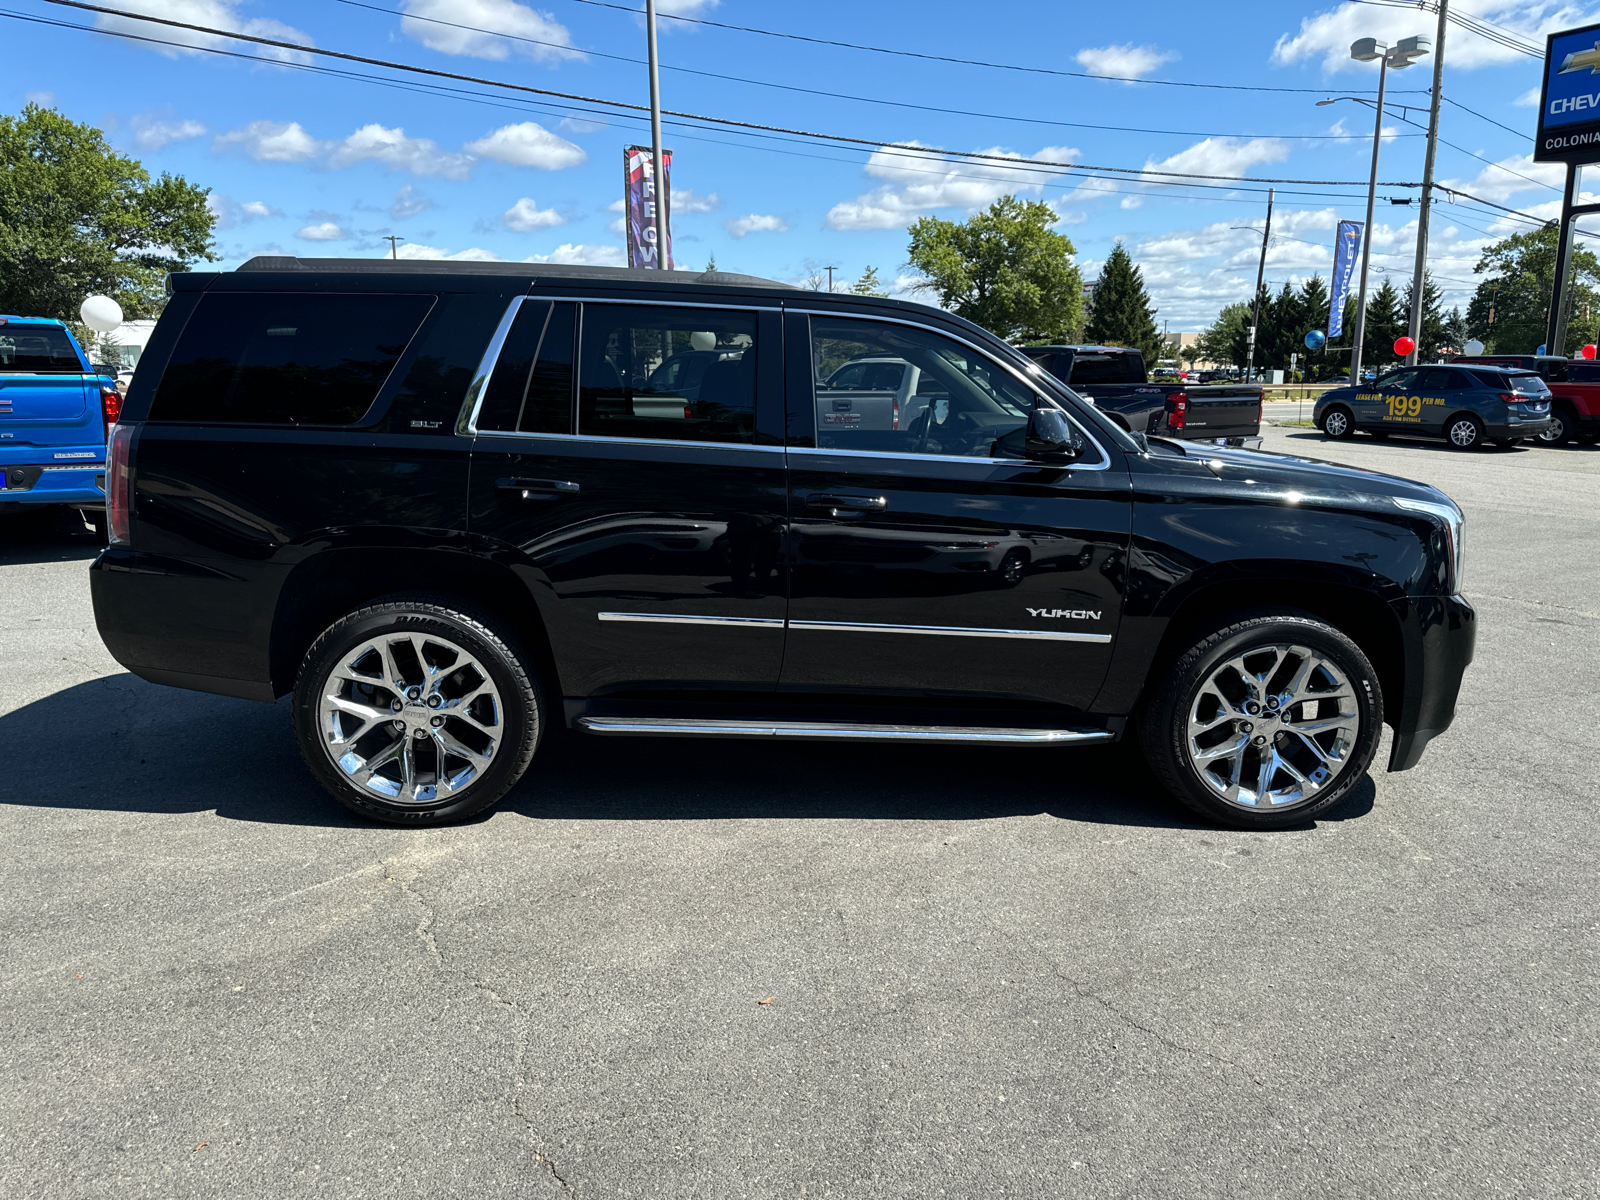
[1393,336,1416,356]
[1583,344,1597,360]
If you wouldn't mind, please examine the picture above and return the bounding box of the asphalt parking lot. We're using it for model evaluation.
[2,428,1596,1199]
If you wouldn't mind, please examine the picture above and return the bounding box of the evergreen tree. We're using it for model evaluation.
[1296,275,1333,378]
[1361,279,1406,372]
[1197,301,1251,368]
[1402,271,1446,360]
[1266,281,1300,372]
[1441,306,1467,354]
[1084,241,1163,362]
[850,265,887,297]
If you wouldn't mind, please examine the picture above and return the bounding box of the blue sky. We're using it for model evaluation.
[5,0,1590,329]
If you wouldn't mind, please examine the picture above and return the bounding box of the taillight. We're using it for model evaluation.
[1169,391,1188,430]
[891,395,900,431]
[100,386,122,434]
[1498,392,1517,404]
[106,423,134,544]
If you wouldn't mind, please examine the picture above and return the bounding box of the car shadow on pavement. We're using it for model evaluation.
[1279,430,1540,455]
[0,511,104,567]
[0,673,1376,831]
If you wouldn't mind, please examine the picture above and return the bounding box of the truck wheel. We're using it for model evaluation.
[996,549,1028,587]
[1445,414,1485,450]
[1320,405,1355,439]
[1139,609,1383,830]
[1538,406,1573,445]
[292,597,543,825]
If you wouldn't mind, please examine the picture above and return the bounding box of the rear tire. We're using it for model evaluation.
[996,549,1027,587]
[1320,405,1355,439]
[1139,609,1383,829]
[1538,405,1574,445]
[1445,414,1485,450]
[292,597,543,825]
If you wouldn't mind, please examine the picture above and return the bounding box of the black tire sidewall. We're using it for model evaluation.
[1142,612,1384,829]
[292,601,541,825]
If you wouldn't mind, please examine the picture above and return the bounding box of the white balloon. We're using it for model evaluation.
[80,295,124,334]
[1463,338,1485,356]
[689,331,716,351]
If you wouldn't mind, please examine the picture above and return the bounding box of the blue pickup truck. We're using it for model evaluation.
[0,315,119,536]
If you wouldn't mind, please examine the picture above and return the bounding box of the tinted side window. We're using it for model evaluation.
[0,325,83,373]
[578,304,755,443]
[151,292,433,425]
[1070,353,1141,386]
[1377,369,1419,390]
[1416,368,1465,390]
[476,300,575,434]
[1568,361,1600,383]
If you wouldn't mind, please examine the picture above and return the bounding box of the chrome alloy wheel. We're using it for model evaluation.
[1538,412,1565,443]
[1448,418,1479,447]
[1323,409,1350,437]
[1185,643,1361,810]
[317,632,501,806]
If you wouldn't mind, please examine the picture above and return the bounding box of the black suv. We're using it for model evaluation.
[91,259,1475,830]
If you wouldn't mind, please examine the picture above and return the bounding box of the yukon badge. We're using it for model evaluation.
[1027,607,1102,620]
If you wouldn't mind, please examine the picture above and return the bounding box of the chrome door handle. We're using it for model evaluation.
[805,493,887,511]
[496,477,580,500]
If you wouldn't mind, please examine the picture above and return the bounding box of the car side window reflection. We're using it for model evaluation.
[808,316,1040,458]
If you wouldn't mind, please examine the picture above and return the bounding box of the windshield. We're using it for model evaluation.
[0,325,83,373]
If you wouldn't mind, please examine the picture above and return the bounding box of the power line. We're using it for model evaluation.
[25,0,1430,189]
[332,0,1407,144]
[551,0,1427,93]
[1440,94,1530,141]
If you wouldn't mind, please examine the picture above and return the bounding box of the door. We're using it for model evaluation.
[1371,368,1421,430]
[468,297,789,698]
[1412,367,1467,435]
[780,311,1132,711]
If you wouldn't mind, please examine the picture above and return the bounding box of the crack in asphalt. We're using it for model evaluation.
[383,850,571,1194]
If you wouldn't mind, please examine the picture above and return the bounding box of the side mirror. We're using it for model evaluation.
[1024,408,1084,462]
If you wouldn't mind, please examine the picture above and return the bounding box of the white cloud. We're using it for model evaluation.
[1141,136,1291,183]
[399,0,580,64]
[502,196,565,230]
[725,213,788,238]
[657,0,719,16]
[559,116,609,134]
[214,120,321,162]
[296,221,348,241]
[390,184,432,219]
[329,124,474,179]
[24,91,56,107]
[465,121,586,170]
[94,1,314,63]
[1514,86,1542,108]
[525,243,626,266]
[671,187,719,213]
[827,142,1080,230]
[1273,2,1562,72]
[1439,152,1566,204]
[207,195,280,228]
[397,243,503,261]
[1120,195,1144,210]
[131,116,206,150]
[1074,43,1178,80]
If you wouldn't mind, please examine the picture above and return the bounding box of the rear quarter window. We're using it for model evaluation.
[149,292,434,425]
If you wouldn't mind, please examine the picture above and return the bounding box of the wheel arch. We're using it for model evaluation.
[268,545,562,701]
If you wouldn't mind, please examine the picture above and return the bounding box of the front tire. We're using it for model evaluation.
[1320,405,1355,439]
[1139,610,1383,829]
[996,549,1027,587]
[292,598,543,825]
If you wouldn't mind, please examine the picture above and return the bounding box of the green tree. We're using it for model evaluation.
[1402,271,1446,360]
[1084,241,1162,361]
[1441,305,1467,354]
[905,195,1083,341]
[1464,223,1600,355]
[1361,278,1406,372]
[1198,301,1251,368]
[0,104,216,321]
[850,265,888,297]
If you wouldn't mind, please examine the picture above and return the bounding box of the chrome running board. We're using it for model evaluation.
[575,716,1114,746]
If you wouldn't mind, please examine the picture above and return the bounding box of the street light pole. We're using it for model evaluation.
[645,0,668,270]
[1348,54,1388,388]
[1406,0,1448,365]
[1245,188,1274,383]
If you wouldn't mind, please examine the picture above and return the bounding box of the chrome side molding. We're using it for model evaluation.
[575,716,1115,745]
[788,619,1112,644]
[598,612,785,628]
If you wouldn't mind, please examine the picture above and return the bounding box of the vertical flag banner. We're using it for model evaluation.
[1329,220,1364,339]
[624,146,673,269]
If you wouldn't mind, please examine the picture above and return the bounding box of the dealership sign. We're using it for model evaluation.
[1535,22,1600,162]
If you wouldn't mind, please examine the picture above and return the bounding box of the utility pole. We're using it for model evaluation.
[1245,188,1274,383]
[383,236,404,260]
[825,265,837,293]
[645,0,668,269]
[1406,0,1447,365]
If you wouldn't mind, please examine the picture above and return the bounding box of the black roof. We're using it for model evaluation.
[1020,344,1140,354]
[235,256,794,291]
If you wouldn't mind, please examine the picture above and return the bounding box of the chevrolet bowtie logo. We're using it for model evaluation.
[1560,42,1600,74]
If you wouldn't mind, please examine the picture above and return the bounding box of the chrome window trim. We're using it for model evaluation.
[460,295,530,436]
[565,296,781,313]
[598,612,785,628]
[788,618,1111,644]
[787,307,1112,471]
[785,444,1035,467]
[471,430,787,454]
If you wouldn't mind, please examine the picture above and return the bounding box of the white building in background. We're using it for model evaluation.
[89,319,158,371]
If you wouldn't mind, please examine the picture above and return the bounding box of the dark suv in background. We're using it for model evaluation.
[92,258,1474,830]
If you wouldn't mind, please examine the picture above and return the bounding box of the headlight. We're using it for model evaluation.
[1394,495,1465,593]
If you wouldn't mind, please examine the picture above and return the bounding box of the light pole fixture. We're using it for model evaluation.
[1335,34,1429,386]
